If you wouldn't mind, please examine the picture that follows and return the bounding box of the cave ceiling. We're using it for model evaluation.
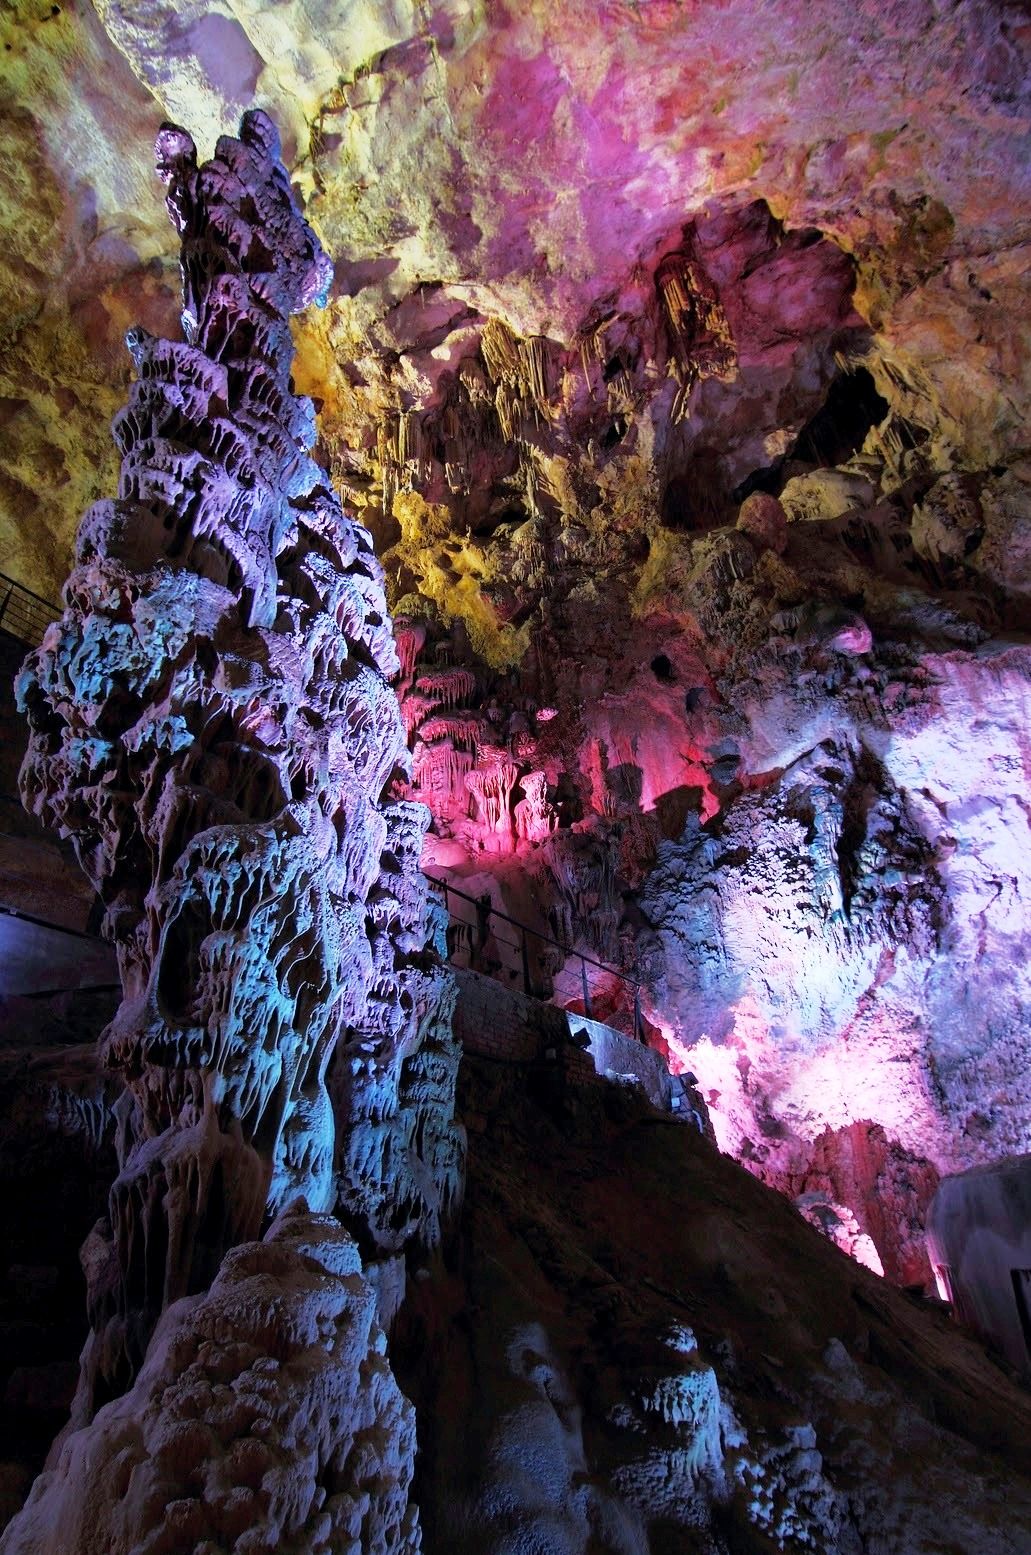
[2,0,1028,605]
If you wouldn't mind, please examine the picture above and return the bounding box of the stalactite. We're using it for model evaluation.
[396,407,433,484]
[481,317,554,436]
[415,667,478,707]
[394,616,427,684]
[520,334,553,411]
[514,769,558,843]
[465,747,519,849]
[432,377,501,494]
[656,249,736,401]
[419,712,484,745]
[413,738,476,807]
[481,316,523,386]
[401,689,443,737]
[494,380,523,442]
[544,832,623,961]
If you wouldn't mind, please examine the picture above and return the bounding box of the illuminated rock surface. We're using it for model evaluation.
[2,3,1031,1548]
[3,1207,422,1555]
[3,1,1028,603]
[4,1,1027,1266]
[12,103,460,1447]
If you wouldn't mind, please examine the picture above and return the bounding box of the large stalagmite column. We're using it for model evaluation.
[16,110,460,1423]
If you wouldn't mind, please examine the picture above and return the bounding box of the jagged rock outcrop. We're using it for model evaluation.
[331,798,464,1297]
[400,1051,1031,1555]
[1,1207,422,1555]
[634,641,1031,1272]
[15,109,460,1425]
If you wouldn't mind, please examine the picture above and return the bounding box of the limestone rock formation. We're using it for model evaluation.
[3,5,1031,1547]
[15,107,459,1423]
[2,1207,422,1555]
[402,1051,1031,1554]
[331,797,464,1297]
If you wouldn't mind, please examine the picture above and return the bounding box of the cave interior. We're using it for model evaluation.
[1,2,1031,1552]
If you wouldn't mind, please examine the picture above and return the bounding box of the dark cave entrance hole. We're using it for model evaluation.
[600,415,628,449]
[793,366,889,467]
[731,366,890,504]
[472,505,524,540]
[660,472,725,533]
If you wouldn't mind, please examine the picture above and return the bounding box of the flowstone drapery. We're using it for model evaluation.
[16,110,461,1423]
[3,1210,423,1555]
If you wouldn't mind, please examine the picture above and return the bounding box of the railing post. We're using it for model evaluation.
[581,957,592,1020]
[521,927,532,997]
[475,892,490,953]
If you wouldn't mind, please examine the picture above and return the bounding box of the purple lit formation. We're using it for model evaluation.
[4,111,459,1554]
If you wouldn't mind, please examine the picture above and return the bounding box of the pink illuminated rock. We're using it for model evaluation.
[514,770,557,844]
[736,491,788,554]
[795,1193,884,1275]
[465,751,519,853]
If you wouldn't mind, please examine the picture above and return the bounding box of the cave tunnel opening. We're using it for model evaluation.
[731,366,891,505]
[792,366,889,467]
[472,504,524,540]
[660,470,727,533]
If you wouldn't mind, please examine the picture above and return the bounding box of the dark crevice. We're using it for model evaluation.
[660,472,724,532]
[732,367,890,504]
[791,367,889,468]
[600,415,628,449]
[731,462,783,504]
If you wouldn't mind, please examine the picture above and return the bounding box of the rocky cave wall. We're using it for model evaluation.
[3,0,1031,1286]
[391,1050,1031,1555]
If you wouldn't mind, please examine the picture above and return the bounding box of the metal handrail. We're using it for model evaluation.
[0,902,106,945]
[424,871,644,1042]
[0,572,60,647]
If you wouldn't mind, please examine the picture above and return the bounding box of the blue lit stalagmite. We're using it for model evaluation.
[16,110,461,1424]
